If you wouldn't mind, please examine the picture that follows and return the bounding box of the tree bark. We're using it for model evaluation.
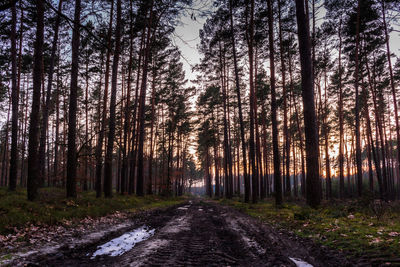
[353,0,363,197]
[104,0,122,198]
[9,0,18,191]
[66,0,81,198]
[267,0,282,205]
[27,0,45,200]
[295,0,321,207]
[38,0,63,187]
[229,0,249,202]
[95,0,114,198]
[278,0,290,197]
[136,1,154,197]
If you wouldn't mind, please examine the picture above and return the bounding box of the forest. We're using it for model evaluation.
[1,0,400,265]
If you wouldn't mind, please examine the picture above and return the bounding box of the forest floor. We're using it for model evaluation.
[0,187,184,265]
[220,197,400,266]
[0,198,379,267]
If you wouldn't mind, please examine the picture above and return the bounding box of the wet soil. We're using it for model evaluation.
[9,200,360,266]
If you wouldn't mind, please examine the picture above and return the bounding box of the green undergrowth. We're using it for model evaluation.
[219,197,400,259]
[0,187,185,235]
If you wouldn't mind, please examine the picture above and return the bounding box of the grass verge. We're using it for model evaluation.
[0,187,185,235]
[219,197,400,260]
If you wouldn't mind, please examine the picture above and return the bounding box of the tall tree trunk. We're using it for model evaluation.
[20,78,29,186]
[278,0,290,197]
[54,60,61,186]
[18,5,25,187]
[353,0,363,197]
[9,0,18,191]
[66,0,81,198]
[104,0,122,198]
[147,62,157,195]
[136,1,154,196]
[337,18,345,199]
[229,0,249,202]
[38,0,63,187]
[1,94,11,187]
[95,0,114,198]
[121,0,135,195]
[219,41,231,199]
[225,56,234,198]
[295,0,321,207]
[83,54,89,191]
[366,58,388,198]
[27,0,45,200]
[267,0,282,205]
[324,71,331,199]
[246,0,258,203]
[214,137,220,198]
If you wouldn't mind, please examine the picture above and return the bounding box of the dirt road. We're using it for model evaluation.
[11,200,355,266]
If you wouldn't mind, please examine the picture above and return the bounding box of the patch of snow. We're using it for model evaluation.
[91,226,155,259]
[289,257,313,267]
[198,209,203,211]
[177,207,188,210]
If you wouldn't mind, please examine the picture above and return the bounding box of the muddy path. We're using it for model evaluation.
[8,200,357,266]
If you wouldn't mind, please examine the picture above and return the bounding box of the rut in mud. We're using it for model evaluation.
[14,200,355,267]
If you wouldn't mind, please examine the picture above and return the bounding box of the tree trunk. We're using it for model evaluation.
[136,1,154,197]
[121,0,135,195]
[295,0,321,207]
[9,0,18,191]
[66,0,81,198]
[104,0,122,198]
[27,0,45,200]
[95,0,114,198]
[353,0,363,197]
[246,0,258,203]
[229,0,249,202]
[147,62,157,195]
[278,0,290,197]
[267,0,282,205]
[337,18,345,199]
[38,0,63,187]
[54,60,61,186]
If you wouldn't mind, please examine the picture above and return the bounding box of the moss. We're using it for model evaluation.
[0,187,185,235]
[219,198,400,259]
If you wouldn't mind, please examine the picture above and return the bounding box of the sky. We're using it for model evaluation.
[173,0,215,87]
[173,1,400,88]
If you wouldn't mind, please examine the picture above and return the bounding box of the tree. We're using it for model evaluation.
[295,0,321,207]
[95,0,114,198]
[229,0,250,202]
[104,0,122,198]
[27,0,45,201]
[353,0,363,197]
[136,0,154,197]
[267,0,282,206]
[9,0,18,191]
[38,0,63,187]
[66,0,81,198]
